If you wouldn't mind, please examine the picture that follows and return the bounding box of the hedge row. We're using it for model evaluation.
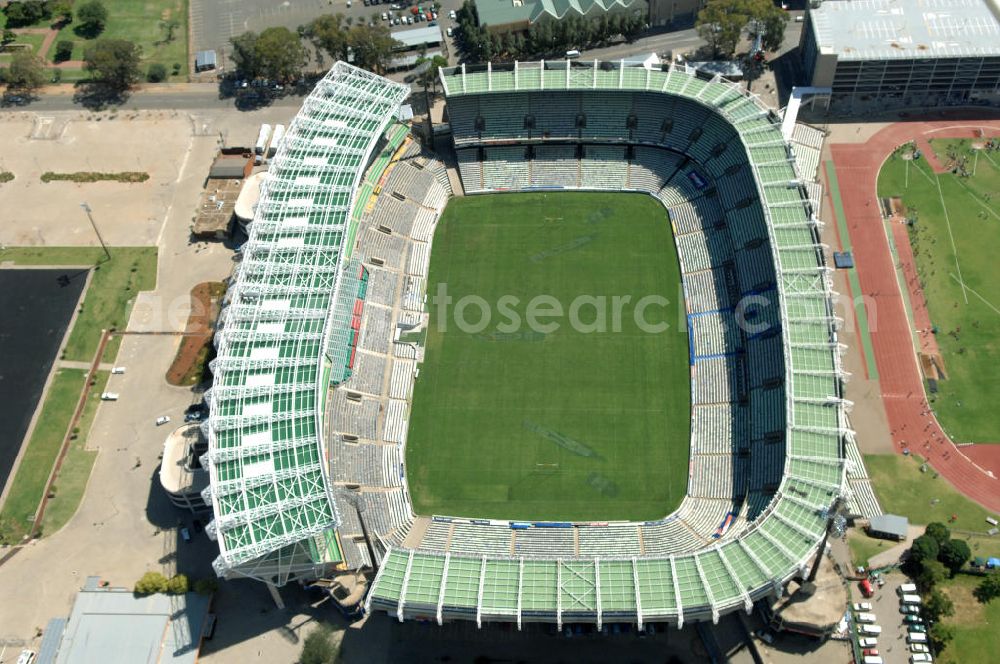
[40,171,150,183]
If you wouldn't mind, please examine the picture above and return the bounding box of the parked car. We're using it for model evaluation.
[448,9,456,18]
[111,366,126,374]
[858,624,882,635]
[853,602,873,611]
[446,26,453,37]
[859,637,878,647]
[855,612,877,624]
[184,411,205,423]
[863,648,879,657]
[909,624,928,633]
[155,415,171,426]
[100,392,119,401]
[909,655,933,663]
[900,604,921,614]
[16,651,36,664]
[184,403,206,416]
[909,644,930,653]
[904,614,924,624]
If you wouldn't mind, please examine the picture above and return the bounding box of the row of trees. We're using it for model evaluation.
[3,0,108,36]
[455,2,645,63]
[903,522,972,653]
[229,16,401,83]
[695,0,788,59]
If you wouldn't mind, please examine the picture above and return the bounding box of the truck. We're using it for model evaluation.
[255,123,273,156]
[268,124,286,158]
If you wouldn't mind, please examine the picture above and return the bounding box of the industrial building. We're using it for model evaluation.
[473,0,648,33]
[801,0,1000,108]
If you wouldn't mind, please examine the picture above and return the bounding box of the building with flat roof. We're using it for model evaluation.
[474,0,648,33]
[391,25,443,51]
[801,0,1000,107]
[867,513,909,541]
[39,579,210,664]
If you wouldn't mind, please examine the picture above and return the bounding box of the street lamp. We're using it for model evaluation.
[80,202,111,262]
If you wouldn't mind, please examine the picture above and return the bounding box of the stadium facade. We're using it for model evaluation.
[801,0,1000,107]
[203,60,856,628]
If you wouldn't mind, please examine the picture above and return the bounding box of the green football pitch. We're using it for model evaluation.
[878,139,1000,443]
[405,192,691,522]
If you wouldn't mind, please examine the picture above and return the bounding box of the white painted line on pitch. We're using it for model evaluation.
[934,173,968,304]
[950,273,1000,318]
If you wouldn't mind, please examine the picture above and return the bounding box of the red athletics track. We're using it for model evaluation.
[830,120,1000,512]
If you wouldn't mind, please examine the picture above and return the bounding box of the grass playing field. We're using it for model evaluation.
[406,192,691,522]
[877,140,1000,443]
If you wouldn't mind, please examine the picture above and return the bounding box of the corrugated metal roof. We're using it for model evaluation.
[810,0,1000,60]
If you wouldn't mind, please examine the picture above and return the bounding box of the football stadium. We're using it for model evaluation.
[203,60,855,628]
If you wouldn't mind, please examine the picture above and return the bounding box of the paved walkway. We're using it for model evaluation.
[830,119,1000,512]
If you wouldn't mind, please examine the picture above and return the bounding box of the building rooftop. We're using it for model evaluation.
[474,0,645,29]
[50,585,209,664]
[869,513,910,538]
[810,0,1000,61]
[391,25,443,49]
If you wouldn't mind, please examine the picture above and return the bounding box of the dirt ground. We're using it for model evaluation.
[166,281,225,386]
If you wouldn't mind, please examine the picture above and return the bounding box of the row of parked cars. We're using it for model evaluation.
[852,584,933,664]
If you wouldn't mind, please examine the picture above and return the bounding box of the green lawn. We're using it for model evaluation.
[0,247,157,362]
[0,33,47,62]
[847,530,892,568]
[40,370,109,537]
[406,193,690,522]
[937,573,1000,664]
[877,142,1000,442]
[866,453,1000,559]
[0,369,87,544]
[47,0,188,72]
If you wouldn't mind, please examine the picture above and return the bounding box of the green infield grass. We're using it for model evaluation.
[406,192,690,522]
[877,140,1000,442]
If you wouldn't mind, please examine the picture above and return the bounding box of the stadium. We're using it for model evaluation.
[202,60,857,629]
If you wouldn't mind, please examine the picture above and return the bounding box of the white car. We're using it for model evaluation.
[853,602,872,611]
[100,392,119,401]
[446,26,453,37]
[910,654,933,663]
[858,624,882,635]
[17,651,36,664]
[111,366,126,374]
[859,637,878,647]
[155,415,171,426]
[448,9,456,18]
[909,644,930,653]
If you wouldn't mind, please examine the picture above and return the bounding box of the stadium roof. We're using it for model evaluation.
[366,60,850,626]
[809,0,1000,61]
[203,62,409,581]
[474,0,645,28]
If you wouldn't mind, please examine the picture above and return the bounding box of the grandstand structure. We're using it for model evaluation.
[202,59,877,625]
[363,60,857,627]
[201,62,411,584]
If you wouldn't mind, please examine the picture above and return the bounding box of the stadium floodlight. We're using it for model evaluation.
[80,202,111,262]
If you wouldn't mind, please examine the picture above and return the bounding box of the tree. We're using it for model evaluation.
[230,31,261,79]
[159,18,180,44]
[1,29,15,46]
[301,624,338,664]
[77,0,109,38]
[5,51,47,93]
[83,39,142,91]
[696,0,746,58]
[910,534,940,566]
[51,0,74,25]
[166,573,189,594]
[134,571,169,594]
[147,62,167,82]
[917,559,949,590]
[346,23,398,73]
[254,27,307,82]
[759,4,788,52]
[938,538,971,575]
[928,622,955,653]
[925,522,951,547]
[54,39,75,62]
[973,574,1000,603]
[923,588,955,624]
[304,14,349,64]
[3,1,51,28]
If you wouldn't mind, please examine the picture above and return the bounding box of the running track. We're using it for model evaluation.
[830,120,1000,512]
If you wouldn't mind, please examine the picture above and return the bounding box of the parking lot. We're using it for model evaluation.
[852,571,932,664]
